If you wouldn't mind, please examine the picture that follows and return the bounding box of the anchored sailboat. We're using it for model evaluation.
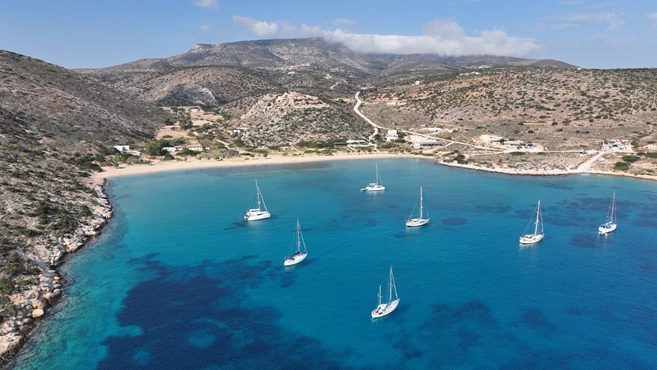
[406,186,430,227]
[284,219,308,267]
[519,200,544,244]
[244,180,271,221]
[371,266,400,319]
[599,190,617,234]
[361,163,385,192]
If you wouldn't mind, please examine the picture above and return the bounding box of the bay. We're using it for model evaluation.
[12,158,657,369]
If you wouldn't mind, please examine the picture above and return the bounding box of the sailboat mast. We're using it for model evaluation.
[611,190,616,223]
[419,187,423,220]
[296,219,301,253]
[255,180,262,210]
[534,201,540,235]
[377,285,382,306]
[388,266,394,304]
[375,163,380,185]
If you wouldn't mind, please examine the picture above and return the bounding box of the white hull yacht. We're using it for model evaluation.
[519,200,544,244]
[284,219,308,267]
[244,180,271,221]
[371,266,400,319]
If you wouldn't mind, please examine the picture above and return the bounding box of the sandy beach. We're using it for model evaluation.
[92,151,657,183]
[93,152,426,180]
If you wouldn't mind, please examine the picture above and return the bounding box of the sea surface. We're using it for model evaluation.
[11,159,657,369]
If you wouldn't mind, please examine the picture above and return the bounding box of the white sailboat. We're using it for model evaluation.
[284,219,308,267]
[519,200,544,244]
[599,190,617,234]
[244,180,271,221]
[361,163,385,192]
[371,266,400,319]
[406,186,430,227]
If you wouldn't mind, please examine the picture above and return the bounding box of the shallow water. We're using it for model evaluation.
[11,159,657,369]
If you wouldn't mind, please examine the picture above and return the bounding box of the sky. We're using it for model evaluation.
[1,0,656,69]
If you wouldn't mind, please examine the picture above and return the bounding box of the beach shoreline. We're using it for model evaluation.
[8,152,656,368]
[92,151,657,183]
[435,160,657,182]
[92,152,426,180]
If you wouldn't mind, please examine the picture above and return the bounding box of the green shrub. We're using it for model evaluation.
[613,162,630,171]
[622,155,640,163]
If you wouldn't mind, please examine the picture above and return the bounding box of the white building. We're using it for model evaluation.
[162,147,178,153]
[114,145,130,153]
[409,135,441,149]
[503,140,526,148]
[346,140,372,148]
[487,136,504,143]
[187,144,203,152]
[384,130,398,141]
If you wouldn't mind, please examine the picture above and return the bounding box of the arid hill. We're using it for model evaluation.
[360,68,657,151]
[0,50,168,360]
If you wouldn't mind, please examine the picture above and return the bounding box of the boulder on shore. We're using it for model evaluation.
[31,309,44,319]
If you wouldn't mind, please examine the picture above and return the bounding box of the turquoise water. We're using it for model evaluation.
[11,159,657,369]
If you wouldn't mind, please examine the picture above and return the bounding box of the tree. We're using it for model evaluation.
[144,139,170,156]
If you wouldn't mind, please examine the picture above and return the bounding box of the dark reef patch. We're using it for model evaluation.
[96,258,350,369]
[475,204,511,214]
[570,233,603,249]
[441,217,468,226]
[541,182,573,190]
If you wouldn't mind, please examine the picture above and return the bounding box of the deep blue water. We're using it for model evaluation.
[11,159,657,369]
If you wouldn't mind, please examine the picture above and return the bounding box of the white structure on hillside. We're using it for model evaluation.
[409,135,441,149]
[346,140,372,148]
[384,130,398,141]
[187,144,203,152]
[114,145,130,153]
[601,139,631,153]
[487,136,504,144]
[162,147,179,153]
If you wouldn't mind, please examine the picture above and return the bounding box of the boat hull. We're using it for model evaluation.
[599,223,617,234]
[361,184,385,192]
[406,218,429,227]
[244,210,271,221]
[519,234,544,244]
[284,253,308,267]
[371,299,400,318]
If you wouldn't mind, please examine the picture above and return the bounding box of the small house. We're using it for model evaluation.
[187,144,203,152]
[346,140,371,148]
[114,145,130,153]
[384,130,399,141]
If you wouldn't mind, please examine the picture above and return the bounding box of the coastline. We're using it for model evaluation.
[435,160,657,182]
[93,152,426,179]
[0,180,113,368]
[6,152,656,367]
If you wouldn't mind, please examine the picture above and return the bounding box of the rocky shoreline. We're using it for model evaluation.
[436,160,657,182]
[0,181,113,367]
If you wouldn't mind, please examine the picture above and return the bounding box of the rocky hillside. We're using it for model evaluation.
[0,50,168,361]
[224,92,369,146]
[97,38,574,77]
[80,38,574,108]
[360,68,657,151]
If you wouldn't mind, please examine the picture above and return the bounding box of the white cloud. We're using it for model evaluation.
[232,16,541,57]
[199,24,211,34]
[547,12,625,30]
[192,0,219,9]
[648,12,657,27]
[330,18,357,26]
